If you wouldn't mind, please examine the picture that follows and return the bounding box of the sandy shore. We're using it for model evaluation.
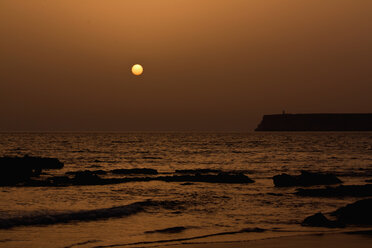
[156,231,372,248]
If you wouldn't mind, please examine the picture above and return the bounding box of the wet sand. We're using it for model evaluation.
[162,231,372,248]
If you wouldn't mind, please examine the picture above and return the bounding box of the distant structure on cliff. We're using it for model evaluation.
[255,113,372,131]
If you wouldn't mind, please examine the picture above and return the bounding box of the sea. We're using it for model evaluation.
[0,132,371,248]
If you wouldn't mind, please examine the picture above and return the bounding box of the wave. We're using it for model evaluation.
[0,200,177,229]
[92,227,266,248]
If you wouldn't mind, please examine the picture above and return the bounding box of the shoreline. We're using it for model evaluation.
[153,230,372,248]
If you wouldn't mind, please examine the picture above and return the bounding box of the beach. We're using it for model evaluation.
[162,231,372,248]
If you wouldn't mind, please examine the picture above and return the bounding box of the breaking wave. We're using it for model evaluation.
[0,200,177,229]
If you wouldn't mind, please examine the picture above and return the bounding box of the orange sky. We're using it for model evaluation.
[1,0,371,131]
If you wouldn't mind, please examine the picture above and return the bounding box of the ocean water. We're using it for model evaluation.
[0,132,371,248]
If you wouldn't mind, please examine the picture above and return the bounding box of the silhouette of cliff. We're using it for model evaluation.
[255,113,372,131]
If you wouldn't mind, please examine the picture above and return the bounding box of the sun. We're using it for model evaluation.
[131,64,143,76]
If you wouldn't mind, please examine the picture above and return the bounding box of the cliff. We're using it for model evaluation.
[255,113,372,131]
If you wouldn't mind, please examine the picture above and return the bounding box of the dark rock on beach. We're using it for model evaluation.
[296,184,372,197]
[302,212,343,228]
[273,171,342,187]
[0,155,64,186]
[303,198,372,228]
[331,198,372,225]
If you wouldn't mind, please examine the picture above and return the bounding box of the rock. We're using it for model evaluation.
[175,169,222,174]
[65,170,107,176]
[0,155,63,186]
[47,176,70,185]
[296,184,372,197]
[91,170,107,175]
[111,168,158,175]
[331,198,372,225]
[302,212,343,228]
[255,113,372,131]
[273,171,342,187]
[159,172,254,184]
[0,155,63,170]
[273,173,297,187]
[72,171,102,185]
[5,170,254,187]
[302,199,372,228]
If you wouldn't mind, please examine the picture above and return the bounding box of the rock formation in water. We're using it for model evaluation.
[0,155,64,186]
[302,212,343,228]
[303,198,372,227]
[111,168,158,175]
[158,172,254,184]
[331,198,372,225]
[5,167,254,187]
[296,184,372,197]
[255,113,372,131]
[273,171,342,187]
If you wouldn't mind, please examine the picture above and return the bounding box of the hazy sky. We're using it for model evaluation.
[1,0,371,131]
